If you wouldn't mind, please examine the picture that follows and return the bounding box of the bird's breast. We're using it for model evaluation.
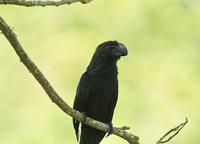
[91,75,117,95]
[86,76,118,107]
[84,74,118,121]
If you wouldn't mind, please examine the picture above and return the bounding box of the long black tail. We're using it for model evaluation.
[80,125,106,144]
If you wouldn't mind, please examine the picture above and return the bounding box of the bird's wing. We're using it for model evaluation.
[73,72,90,141]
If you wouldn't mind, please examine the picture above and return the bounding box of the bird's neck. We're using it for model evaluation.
[86,56,118,75]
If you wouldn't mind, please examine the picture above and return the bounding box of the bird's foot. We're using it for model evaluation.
[81,112,87,122]
[106,122,113,137]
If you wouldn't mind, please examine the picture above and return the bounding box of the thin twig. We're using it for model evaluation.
[117,126,131,131]
[157,118,188,144]
[0,0,93,7]
[0,16,139,144]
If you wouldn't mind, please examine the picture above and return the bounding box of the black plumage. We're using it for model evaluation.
[73,41,128,144]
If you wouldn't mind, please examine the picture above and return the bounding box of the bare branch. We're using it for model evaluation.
[0,16,139,144]
[0,0,93,7]
[157,118,188,144]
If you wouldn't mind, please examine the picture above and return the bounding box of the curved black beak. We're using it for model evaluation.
[112,43,128,57]
[119,43,128,56]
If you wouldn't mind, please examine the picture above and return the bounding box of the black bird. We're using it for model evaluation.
[73,41,128,144]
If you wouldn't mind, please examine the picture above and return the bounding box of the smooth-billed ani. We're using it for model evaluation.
[73,41,128,144]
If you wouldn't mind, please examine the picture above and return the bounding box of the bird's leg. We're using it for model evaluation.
[106,122,113,137]
[80,112,87,122]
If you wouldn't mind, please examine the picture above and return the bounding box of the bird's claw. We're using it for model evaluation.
[106,122,113,137]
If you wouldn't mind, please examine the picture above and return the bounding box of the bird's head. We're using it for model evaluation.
[87,41,128,71]
[95,40,128,61]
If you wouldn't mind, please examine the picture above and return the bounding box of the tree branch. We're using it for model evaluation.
[157,118,188,144]
[0,16,139,144]
[0,0,93,7]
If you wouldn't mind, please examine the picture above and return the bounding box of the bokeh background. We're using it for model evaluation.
[0,0,200,144]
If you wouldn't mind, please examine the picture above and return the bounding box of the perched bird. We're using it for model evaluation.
[73,41,128,144]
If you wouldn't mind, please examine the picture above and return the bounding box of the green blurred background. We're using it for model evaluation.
[0,0,200,143]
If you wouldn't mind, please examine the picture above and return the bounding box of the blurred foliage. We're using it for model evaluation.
[0,0,200,144]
